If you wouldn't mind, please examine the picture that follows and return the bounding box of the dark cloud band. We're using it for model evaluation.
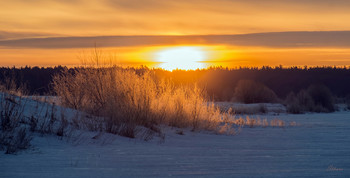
[1,31,350,49]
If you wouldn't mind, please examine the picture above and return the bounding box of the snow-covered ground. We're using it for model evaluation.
[1,97,350,177]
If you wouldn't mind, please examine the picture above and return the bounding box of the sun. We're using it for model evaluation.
[155,46,207,70]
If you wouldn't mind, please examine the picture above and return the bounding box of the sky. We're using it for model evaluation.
[1,0,350,68]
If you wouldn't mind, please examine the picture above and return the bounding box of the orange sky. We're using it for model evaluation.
[1,0,350,68]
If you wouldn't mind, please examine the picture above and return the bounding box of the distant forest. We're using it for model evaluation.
[1,66,350,101]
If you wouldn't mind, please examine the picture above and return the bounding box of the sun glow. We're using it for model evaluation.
[155,46,207,70]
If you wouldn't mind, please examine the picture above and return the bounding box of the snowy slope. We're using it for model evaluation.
[1,97,350,177]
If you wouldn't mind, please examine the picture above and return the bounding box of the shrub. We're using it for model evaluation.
[0,93,25,131]
[296,90,315,111]
[0,92,32,154]
[1,127,32,154]
[234,80,278,104]
[53,59,227,138]
[286,90,315,114]
[285,84,335,113]
[307,84,335,112]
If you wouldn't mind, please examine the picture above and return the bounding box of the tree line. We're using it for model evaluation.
[1,66,350,101]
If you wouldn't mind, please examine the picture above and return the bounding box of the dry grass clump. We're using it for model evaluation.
[227,115,290,128]
[216,108,291,129]
[270,118,285,128]
[289,121,297,127]
[262,118,269,128]
[52,57,226,138]
[53,61,295,139]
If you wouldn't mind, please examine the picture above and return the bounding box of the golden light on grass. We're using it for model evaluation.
[155,46,207,70]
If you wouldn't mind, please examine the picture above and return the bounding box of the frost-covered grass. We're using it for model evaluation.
[215,102,286,114]
[52,64,232,137]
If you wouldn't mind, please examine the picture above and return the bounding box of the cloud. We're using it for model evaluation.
[105,0,170,11]
[2,0,350,36]
[0,31,58,40]
[1,31,350,49]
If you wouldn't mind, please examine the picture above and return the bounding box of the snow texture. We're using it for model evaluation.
[1,97,349,177]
